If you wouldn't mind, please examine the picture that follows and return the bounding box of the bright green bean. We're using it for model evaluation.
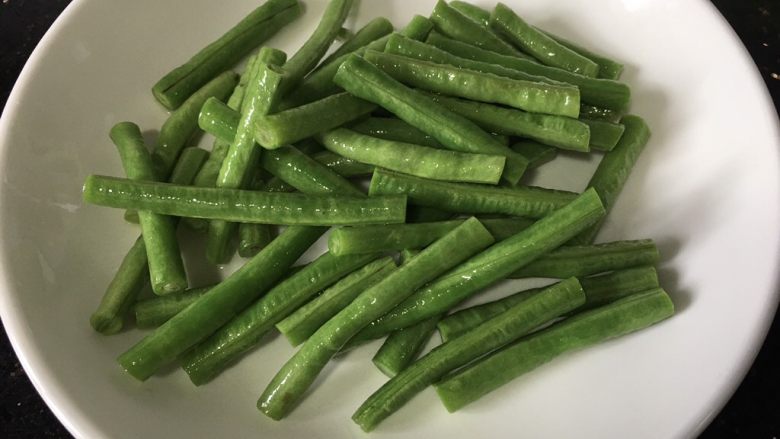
[350,189,604,342]
[276,257,397,346]
[310,150,374,177]
[328,217,533,256]
[583,118,626,152]
[260,145,365,196]
[237,172,276,258]
[317,128,506,184]
[365,50,580,118]
[333,54,528,184]
[117,225,324,380]
[352,277,586,431]
[182,251,380,385]
[133,285,214,328]
[257,217,496,420]
[510,239,659,278]
[422,93,589,151]
[435,288,674,411]
[109,122,188,296]
[369,168,576,219]
[151,0,301,110]
[254,92,376,149]
[372,316,439,378]
[82,175,407,226]
[571,115,651,244]
[430,0,521,57]
[489,3,599,77]
[512,141,557,169]
[438,266,660,342]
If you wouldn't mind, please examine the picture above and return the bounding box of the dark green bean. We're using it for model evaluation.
[310,150,374,177]
[511,141,557,169]
[583,118,626,152]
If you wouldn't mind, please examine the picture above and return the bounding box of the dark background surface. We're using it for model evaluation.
[0,0,778,437]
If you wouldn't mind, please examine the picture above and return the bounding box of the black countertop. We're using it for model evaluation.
[0,1,778,437]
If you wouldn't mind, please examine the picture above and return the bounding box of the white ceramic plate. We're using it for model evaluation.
[1,0,778,438]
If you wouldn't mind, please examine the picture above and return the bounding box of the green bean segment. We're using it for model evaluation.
[372,316,439,378]
[539,28,625,80]
[510,239,659,278]
[369,168,576,219]
[328,217,533,256]
[134,285,214,328]
[350,117,444,148]
[572,115,651,244]
[352,189,604,341]
[352,278,586,431]
[151,0,300,109]
[438,266,660,342]
[489,3,599,77]
[583,119,626,152]
[435,288,674,411]
[257,217,496,420]
[260,145,365,196]
[276,257,397,346]
[254,92,376,149]
[365,50,580,118]
[430,0,520,57]
[317,128,505,184]
[83,175,407,226]
[333,54,528,184]
[425,32,630,112]
[311,150,374,176]
[182,251,380,385]
[423,93,590,151]
[117,226,324,380]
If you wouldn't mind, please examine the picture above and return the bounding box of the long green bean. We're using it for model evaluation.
[438,266,660,342]
[133,285,214,328]
[422,93,589,151]
[369,168,576,219]
[489,3,599,77]
[350,117,444,148]
[317,128,506,184]
[257,217,495,420]
[237,172,276,258]
[365,50,580,118]
[83,175,407,226]
[350,189,604,342]
[571,115,651,244]
[538,28,624,80]
[151,0,301,109]
[109,122,188,296]
[310,150,374,177]
[182,251,380,385]
[372,316,439,378]
[352,277,586,431]
[276,257,397,346]
[333,54,529,184]
[260,145,365,196]
[430,0,521,57]
[328,217,533,256]
[435,288,674,411]
[117,225,324,380]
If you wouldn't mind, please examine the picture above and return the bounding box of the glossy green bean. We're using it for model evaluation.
[254,92,376,149]
[369,168,576,219]
[511,141,557,169]
[430,0,520,57]
[350,117,444,148]
[579,104,622,123]
[435,288,674,411]
[425,32,630,112]
[422,93,589,151]
[117,225,324,380]
[583,118,626,152]
[365,50,580,118]
[260,145,365,196]
[317,128,506,184]
[350,189,604,342]
[539,28,625,80]
[310,150,374,176]
[352,278,586,431]
[257,217,495,420]
[151,0,300,110]
[449,1,491,27]
[237,172,276,258]
[438,266,660,342]
[333,54,528,184]
[490,3,599,77]
[182,251,380,385]
[372,316,439,378]
[328,217,533,256]
[317,17,394,70]
[82,175,407,226]
[109,122,188,296]
[571,115,651,244]
[134,285,214,328]
[276,257,397,346]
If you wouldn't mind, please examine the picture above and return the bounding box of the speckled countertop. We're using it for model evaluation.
[0,0,778,437]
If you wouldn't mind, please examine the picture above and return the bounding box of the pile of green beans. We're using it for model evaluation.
[85,0,672,434]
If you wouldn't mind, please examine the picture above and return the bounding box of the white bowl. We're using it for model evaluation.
[1,0,778,438]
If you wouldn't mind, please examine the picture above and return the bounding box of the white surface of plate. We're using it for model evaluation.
[1,0,778,438]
